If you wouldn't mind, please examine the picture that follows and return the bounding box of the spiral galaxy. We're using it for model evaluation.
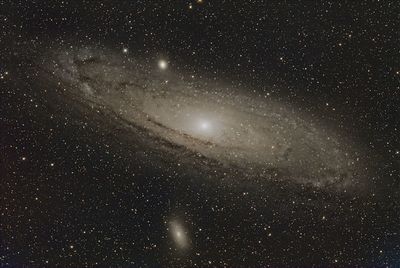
[38,47,370,193]
[2,2,398,266]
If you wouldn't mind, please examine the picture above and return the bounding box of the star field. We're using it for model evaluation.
[1,1,399,267]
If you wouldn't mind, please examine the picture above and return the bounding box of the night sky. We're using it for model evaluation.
[1,1,400,267]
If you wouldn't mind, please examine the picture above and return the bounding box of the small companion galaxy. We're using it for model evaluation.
[1,1,399,267]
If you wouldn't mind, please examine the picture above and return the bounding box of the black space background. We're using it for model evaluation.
[1,0,400,267]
